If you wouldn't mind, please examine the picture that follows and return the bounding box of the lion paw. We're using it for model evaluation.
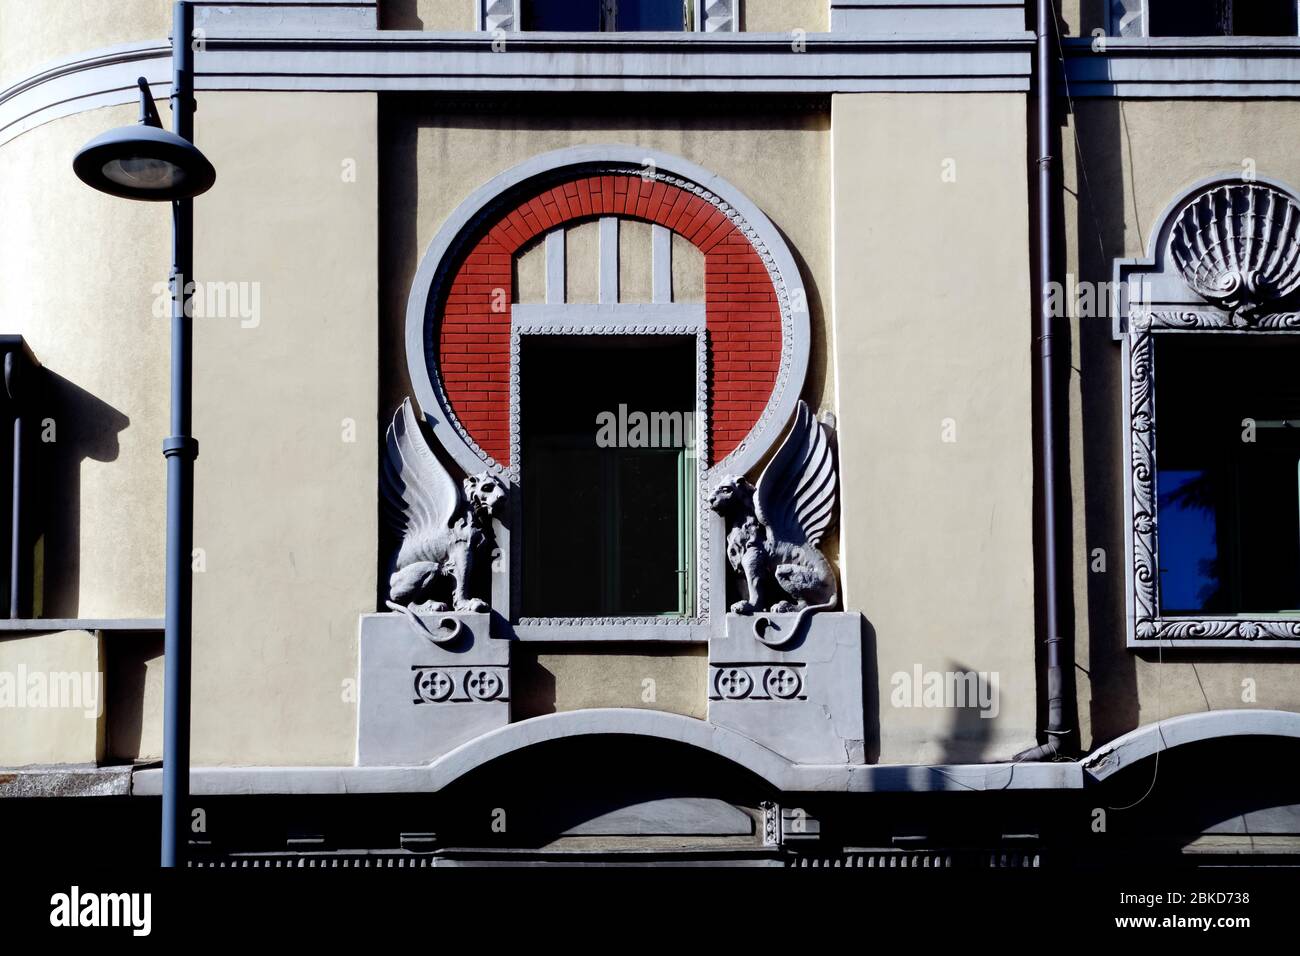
[770,600,800,613]
[454,597,489,613]
[730,600,756,614]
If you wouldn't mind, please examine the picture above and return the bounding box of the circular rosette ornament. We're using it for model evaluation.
[1168,182,1300,322]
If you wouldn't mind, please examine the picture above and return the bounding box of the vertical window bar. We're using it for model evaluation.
[652,224,673,303]
[545,228,566,304]
[599,216,619,304]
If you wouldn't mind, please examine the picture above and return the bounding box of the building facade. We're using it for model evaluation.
[1,0,1298,866]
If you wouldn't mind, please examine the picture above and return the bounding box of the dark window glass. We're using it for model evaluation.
[521,0,603,31]
[1155,336,1300,614]
[1235,0,1298,35]
[522,336,695,617]
[1148,0,1297,36]
[616,0,686,30]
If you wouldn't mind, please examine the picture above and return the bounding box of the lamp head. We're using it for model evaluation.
[72,78,215,201]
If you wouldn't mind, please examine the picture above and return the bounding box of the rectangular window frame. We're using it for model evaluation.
[509,303,710,631]
[1111,0,1300,39]
[1124,320,1300,648]
[481,0,738,33]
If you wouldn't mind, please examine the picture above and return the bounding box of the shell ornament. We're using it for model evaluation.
[1168,182,1300,323]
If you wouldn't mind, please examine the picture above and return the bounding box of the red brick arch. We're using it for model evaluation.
[438,173,782,466]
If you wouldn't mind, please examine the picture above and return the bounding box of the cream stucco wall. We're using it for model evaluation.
[1063,98,1300,751]
[0,104,169,620]
[0,0,171,90]
[0,630,104,765]
[382,0,476,30]
[832,93,1038,763]
[186,92,379,765]
[744,0,828,33]
[514,646,708,720]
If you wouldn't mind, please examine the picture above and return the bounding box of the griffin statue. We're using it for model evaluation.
[381,399,504,624]
[709,400,839,644]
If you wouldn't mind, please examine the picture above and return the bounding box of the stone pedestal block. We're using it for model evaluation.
[356,612,509,766]
[708,612,865,765]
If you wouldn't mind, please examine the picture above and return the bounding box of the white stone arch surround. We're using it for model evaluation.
[402,144,813,486]
[1082,709,1300,782]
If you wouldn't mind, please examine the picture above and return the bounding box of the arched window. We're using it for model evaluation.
[405,147,810,630]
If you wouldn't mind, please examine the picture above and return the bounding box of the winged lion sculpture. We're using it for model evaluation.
[708,400,839,645]
[381,399,505,624]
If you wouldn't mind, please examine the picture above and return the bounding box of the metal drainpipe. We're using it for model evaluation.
[1015,0,1071,763]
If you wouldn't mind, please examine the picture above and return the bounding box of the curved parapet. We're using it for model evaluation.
[1082,709,1300,782]
[425,707,795,791]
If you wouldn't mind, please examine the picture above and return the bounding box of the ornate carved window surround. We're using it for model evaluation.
[480,0,739,33]
[403,146,812,640]
[1115,173,1300,649]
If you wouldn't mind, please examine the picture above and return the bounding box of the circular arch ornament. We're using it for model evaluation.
[403,145,812,484]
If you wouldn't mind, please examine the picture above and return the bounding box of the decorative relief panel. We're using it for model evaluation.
[1118,175,1300,648]
[413,665,510,704]
[1166,182,1300,324]
[480,0,518,32]
[699,0,737,33]
[709,664,806,701]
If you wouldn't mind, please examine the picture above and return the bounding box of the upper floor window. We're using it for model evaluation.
[1155,337,1300,614]
[1146,0,1298,37]
[521,0,688,31]
[1116,177,1300,648]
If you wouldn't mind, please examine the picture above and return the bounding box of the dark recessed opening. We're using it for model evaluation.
[521,335,696,617]
[1154,335,1300,614]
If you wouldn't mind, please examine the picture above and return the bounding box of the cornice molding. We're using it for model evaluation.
[0,30,1034,145]
[1063,36,1300,97]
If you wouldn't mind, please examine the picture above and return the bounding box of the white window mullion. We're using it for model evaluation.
[652,224,673,303]
[545,229,565,304]
[599,216,620,304]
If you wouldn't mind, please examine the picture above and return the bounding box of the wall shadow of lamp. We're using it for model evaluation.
[72,3,216,870]
[0,336,41,620]
[37,371,130,619]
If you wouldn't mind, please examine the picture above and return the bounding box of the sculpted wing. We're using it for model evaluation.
[380,398,461,543]
[753,400,837,548]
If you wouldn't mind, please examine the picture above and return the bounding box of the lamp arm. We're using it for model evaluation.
[136,76,163,129]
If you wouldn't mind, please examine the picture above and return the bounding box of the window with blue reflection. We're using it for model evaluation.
[616,0,686,30]
[1155,336,1300,614]
[1157,469,1223,612]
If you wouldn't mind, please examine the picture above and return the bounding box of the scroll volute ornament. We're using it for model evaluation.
[1169,182,1300,324]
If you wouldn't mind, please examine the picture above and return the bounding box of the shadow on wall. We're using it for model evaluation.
[105,629,164,763]
[1067,87,1141,747]
[1050,0,1144,743]
[861,615,881,762]
[935,660,1000,764]
[378,0,423,29]
[36,371,129,618]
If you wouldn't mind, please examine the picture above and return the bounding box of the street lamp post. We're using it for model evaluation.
[73,0,214,867]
